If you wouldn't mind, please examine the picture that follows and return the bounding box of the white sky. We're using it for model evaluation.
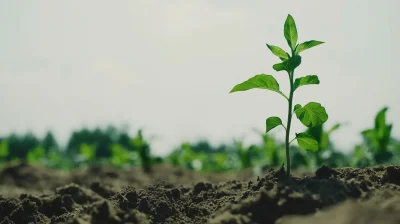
[0,0,399,155]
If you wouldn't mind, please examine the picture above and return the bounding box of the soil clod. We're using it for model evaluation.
[0,164,400,223]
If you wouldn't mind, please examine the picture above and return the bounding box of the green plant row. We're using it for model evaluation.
[0,107,399,172]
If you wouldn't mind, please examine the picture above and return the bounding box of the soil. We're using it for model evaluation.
[1,163,400,224]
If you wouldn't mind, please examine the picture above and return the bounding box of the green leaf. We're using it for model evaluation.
[294,102,328,127]
[266,117,283,133]
[272,61,287,72]
[374,107,388,138]
[80,143,96,161]
[328,123,341,134]
[295,40,324,55]
[284,14,298,50]
[382,124,392,146]
[320,132,329,150]
[294,75,320,91]
[266,44,290,60]
[0,141,9,158]
[361,129,377,141]
[27,146,45,164]
[294,104,302,112]
[230,74,288,99]
[273,55,301,72]
[362,107,392,152]
[361,129,380,150]
[288,55,302,70]
[296,132,319,151]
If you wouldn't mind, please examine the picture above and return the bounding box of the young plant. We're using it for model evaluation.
[361,107,394,164]
[307,123,341,151]
[252,129,285,168]
[306,123,343,166]
[111,143,132,168]
[131,129,152,172]
[230,14,328,175]
[0,140,9,164]
[233,138,252,169]
[351,144,372,168]
[26,146,46,164]
[79,143,96,164]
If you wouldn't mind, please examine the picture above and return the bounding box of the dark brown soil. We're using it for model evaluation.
[1,163,400,224]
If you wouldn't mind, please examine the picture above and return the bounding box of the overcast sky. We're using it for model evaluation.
[1,0,399,155]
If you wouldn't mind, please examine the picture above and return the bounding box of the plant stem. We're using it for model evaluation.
[285,70,294,176]
[288,137,296,145]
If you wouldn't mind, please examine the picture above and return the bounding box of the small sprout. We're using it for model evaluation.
[79,143,96,162]
[230,14,328,175]
[0,141,9,160]
[131,129,153,172]
[27,146,46,164]
[361,107,393,164]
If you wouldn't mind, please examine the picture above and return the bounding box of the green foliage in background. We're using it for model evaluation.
[167,142,235,172]
[0,141,9,159]
[305,123,349,168]
[110,144,132,168]
[352,107,398,167]
[131,129,155,172]
[361,107,393,163]
[27,146,46,164]
[0,107,399,172]
[79,143,96,163]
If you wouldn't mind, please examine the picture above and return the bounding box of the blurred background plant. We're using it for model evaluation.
[352,107,398,167]
[0,107,398,172]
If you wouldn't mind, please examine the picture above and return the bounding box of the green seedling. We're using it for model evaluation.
[252,129,285,168]
[0,140,9,168]
[167,142,200,170]
[111,144,132,168]
[306,123,343,166]
[0,140,9,161]
[234,139,252,169]
[26,146,46,164]
[131,130,152,172]
[307,123,341,151]
[180,142,202,170]
[351,144,372,167]
[213,152,229,172]
[79,143,96,163]
[361,107,394,164]
[47,151,71,170]
[230,14,328,175]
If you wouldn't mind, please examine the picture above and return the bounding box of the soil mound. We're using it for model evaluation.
[0,164,399,223]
